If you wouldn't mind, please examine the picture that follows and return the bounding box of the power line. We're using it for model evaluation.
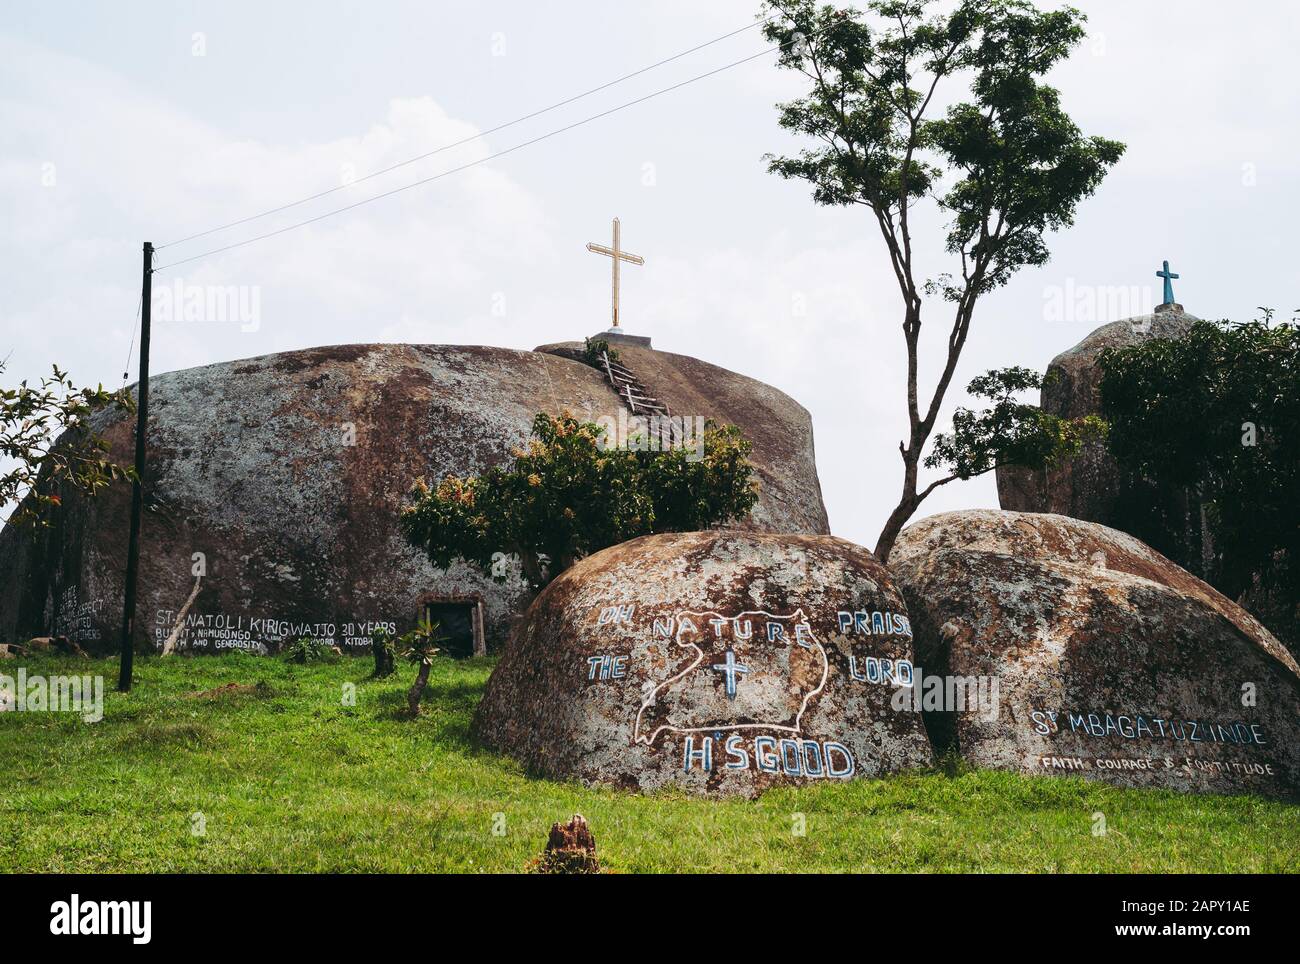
[121,291,143,386]
[155,41,786,272]
[121,246,153,385]
[157,16,774,251]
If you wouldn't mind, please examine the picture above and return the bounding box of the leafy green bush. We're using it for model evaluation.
[371,628,397,678]
[282,638,337,664]
[927,367,1105,481]
[1099,311,1300,607]
[583,337,620,366]
[401,412,759,589]
[2,360,136,526]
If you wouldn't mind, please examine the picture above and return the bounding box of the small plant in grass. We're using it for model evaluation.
[400,618,445,717]
[282,638,336,664]
[933,747,975,779]
[371,628,396,678]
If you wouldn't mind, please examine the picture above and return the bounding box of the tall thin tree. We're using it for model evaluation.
[762,0,1123,561]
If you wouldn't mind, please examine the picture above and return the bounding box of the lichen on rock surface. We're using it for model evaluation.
[890,509,1300,798]
[473,530,932,797]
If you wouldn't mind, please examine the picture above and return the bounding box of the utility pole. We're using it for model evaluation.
[118,241,152,693]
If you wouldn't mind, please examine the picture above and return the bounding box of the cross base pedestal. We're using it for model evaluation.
[1154,302,1184,314]
[590,328,653,349]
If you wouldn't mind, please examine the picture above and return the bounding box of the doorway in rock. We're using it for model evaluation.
[423,601,479,659]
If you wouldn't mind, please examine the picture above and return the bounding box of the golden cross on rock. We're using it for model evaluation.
[586,217,644,329]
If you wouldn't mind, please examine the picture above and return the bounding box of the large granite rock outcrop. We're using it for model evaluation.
[996,307,1208,574]
[474,530,932,796]
[0,342,829,654]
[890,509,1300,797]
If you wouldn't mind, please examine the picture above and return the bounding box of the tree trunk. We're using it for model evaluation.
[874,296,979,565]
[874,493,917,564]
[408,661,430,716]
[516,547,546,589]
[875,423,923,564]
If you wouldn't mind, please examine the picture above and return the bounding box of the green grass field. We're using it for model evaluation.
[1,651,1296,873]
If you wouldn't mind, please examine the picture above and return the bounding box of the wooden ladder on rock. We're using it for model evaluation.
[598,350,670,417]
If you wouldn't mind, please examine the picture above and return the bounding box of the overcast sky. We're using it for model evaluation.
[2,0,1297,547]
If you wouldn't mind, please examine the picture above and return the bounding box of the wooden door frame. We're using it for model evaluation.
[416,593,485,657]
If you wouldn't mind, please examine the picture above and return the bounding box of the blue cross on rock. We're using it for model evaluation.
[711,649,750,701]
[1156,259,1180,305]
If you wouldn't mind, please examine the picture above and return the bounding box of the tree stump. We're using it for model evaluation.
[531,814,600,874]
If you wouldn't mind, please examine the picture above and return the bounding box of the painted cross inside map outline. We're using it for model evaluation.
[711,648,750,700]
[632,608,829,748]
[1156,259,1179,305]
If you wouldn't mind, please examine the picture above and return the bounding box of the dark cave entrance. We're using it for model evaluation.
[422,599,482,659]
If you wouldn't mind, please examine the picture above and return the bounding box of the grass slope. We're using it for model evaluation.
[1,652,1296,873]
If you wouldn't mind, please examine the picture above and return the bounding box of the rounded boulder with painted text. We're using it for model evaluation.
[890,509,1300,798]
[473,530,933,797]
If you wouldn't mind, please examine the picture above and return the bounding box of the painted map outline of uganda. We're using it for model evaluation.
[633,609,829,747]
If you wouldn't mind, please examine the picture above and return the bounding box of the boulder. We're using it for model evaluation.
[25,635,84,657]
[0,342,830,655]
[474,530,932,796]
[890,509,1300,797]
[996,308,1208,576]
